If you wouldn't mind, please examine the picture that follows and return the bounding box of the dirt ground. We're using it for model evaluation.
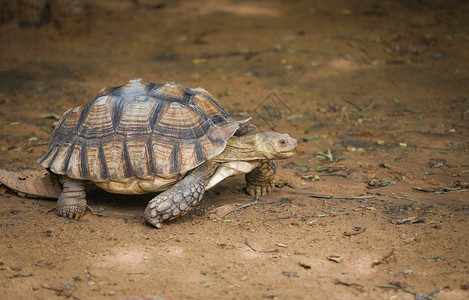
[0,0,468,299]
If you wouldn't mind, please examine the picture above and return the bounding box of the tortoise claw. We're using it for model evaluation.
[144,204,164,229]
[246,181,275,196]
[57,205,87,219]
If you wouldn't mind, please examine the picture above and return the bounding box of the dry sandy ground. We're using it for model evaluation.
[0,0,468,299]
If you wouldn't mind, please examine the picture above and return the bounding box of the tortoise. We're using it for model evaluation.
[0,78,297,228]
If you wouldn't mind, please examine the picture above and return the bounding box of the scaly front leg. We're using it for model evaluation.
[144,169,205,228]
[245,160,277,196]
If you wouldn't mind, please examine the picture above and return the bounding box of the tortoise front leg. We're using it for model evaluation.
[245,160,277,196]
[57,177,87,219]
[144,170,205,228]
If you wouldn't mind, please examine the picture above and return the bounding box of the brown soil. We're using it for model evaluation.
[1,1,468,299]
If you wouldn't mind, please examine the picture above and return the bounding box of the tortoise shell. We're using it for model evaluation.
[38,78,239,184]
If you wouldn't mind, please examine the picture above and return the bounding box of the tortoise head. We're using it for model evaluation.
[255,132,297,159]
[217,131,297,162]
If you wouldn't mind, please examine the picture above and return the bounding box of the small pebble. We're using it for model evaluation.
[450,141,458,147]
[327,254,343,263]
[61,282,73,288]
[103,290,116,296]
[403,269,413,275]
[432,52,445,59]
[282,271,299,278]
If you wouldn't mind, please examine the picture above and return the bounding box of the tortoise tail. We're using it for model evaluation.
[0,170,62,199]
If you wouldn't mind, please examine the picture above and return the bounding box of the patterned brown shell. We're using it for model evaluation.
[38,78,239,182]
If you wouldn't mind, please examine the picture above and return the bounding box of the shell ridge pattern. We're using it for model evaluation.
[193,140,205,164]
[74,100,94,136]
[149,100,167,131]
[43,144,60,168]
[97,85,122,97]
[38,106,81,168]
[97,142,109,180]
[39,79,240,182]
[80,139,89,179]
[170,141,181,174]
[62,139,77,175]
[183,96,217,160]
[201,94,232,120]
[38,139,59,165]
[143,82,158,93]
[146,138,156,175]
[49,107,77,146]
[110,96,125,131]
[50,108,74,140]
[75,97,114,140]
[122,138,135,178]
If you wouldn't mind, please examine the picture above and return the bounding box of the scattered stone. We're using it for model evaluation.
[281,271,299,278]
[299,262,311,270]
[61,281,73,288]
[103,290,117,296]
[327,254,343,263]
[428,158,446,168]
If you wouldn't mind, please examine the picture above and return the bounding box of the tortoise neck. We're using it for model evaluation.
[212,135,262,162]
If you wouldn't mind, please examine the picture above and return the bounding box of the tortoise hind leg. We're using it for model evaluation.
[145,170,205,228]
[245,160,277,196]
[57,177,87,219]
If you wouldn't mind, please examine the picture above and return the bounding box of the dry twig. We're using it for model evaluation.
[335,279,364,291]
[245,238,279,254]
[375,284,445,300]
[343,227,366,236]
[371,248,395,268]
[41,284,73,298]
[221,196,259,218]
[200,48,276,59]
